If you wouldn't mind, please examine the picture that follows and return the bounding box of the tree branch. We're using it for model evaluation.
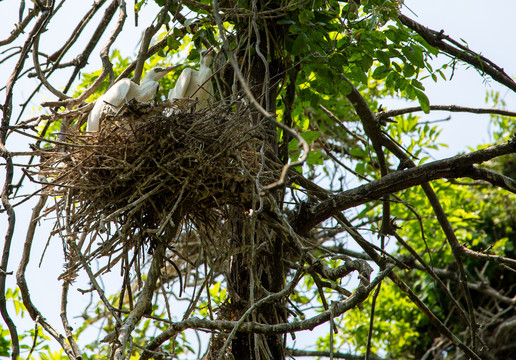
[398,13,516,93]
[0,8,38,46]
[0,143,18,360]
[62,0,119,93]
[462,166,516,193]
[16,192,77,359]
[292,137,516,235]
[377,104,516,120]
[287,348,388,360]
[138,264,393,343]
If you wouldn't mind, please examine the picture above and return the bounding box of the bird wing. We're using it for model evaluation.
[86,79,133,132]
[191,68,213,101]
[130,81,159,102]
[87,98,104,132]
[103,79,133,107]
[168,68,193,99]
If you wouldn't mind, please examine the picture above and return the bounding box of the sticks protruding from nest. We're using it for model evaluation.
[36,101,281,279]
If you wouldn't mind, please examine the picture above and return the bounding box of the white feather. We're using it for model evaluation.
[87,66,178,132]
[168,49,215,111]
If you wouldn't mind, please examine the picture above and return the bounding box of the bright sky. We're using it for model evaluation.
[401,0,516,153]
[0,0,515,358]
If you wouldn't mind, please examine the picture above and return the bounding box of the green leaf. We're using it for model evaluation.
[403,63,415,78]
[278,19,296,25]
[329,53,347,69]
[415,89,430,113]
[167,36,181,51]
[298,10,315,25]
[372,65,391,80]
[288,131,320,151]
[375,50,391,66]
[135,0,146,12]
[340,80,352,95]
[307,150,323,165]
[346,66,368,84]
[291,34,307,56]
[385,71,397,89]
[402,45,425,68]
[404,83,415,99]
[360,55,374,71]
[300,130,320,144]
[173,27,183,37]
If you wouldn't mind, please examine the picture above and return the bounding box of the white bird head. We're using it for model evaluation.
[143,64,182,82]
[200,47,215,67]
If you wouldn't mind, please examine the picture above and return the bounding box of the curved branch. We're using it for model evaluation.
[287,348,388,360]
[47,0,107,63]
[99,0,127,86]
[292,137,516,235]
[462,166,516,193]
[62,0,119,93]
[2,8,50,143]
[143,264,393,337]
[16,192,77,359]
[0,143,18,360]
[216,270,304,360]
[398,13,516,93]
[113,214,183,360]
[377,104,516,120]
[133,0,170,84]
[113,243,165,360]
[0,8,38,46]
[32,34,71,100]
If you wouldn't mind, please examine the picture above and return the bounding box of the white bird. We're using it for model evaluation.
[168,47,215,111]
[86,65,180,132]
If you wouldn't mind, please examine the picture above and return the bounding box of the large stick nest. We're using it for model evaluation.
[37,101,281,258]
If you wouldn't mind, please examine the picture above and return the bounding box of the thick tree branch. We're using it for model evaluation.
[398,13,516,93]
[292,137,516,235]
[462,166,516,193]
[287,348,388,360]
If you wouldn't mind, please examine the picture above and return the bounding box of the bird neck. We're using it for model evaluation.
[141,76,158,84]
[200,58,212,68]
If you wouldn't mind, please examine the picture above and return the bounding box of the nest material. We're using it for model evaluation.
[38,101,280,253]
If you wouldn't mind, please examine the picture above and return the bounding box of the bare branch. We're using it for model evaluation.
[0,8,38,46]
[16,192,77,359]
[32,34,71,100]
[62,0,119,93]
[287,348,389,360]
[377,104,516,120]
[2,8,51,143]
[0,143,18,360]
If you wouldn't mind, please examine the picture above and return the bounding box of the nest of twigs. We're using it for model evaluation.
[37,101,280,262]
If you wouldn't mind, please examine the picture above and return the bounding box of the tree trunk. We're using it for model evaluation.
[226,18,287,358]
